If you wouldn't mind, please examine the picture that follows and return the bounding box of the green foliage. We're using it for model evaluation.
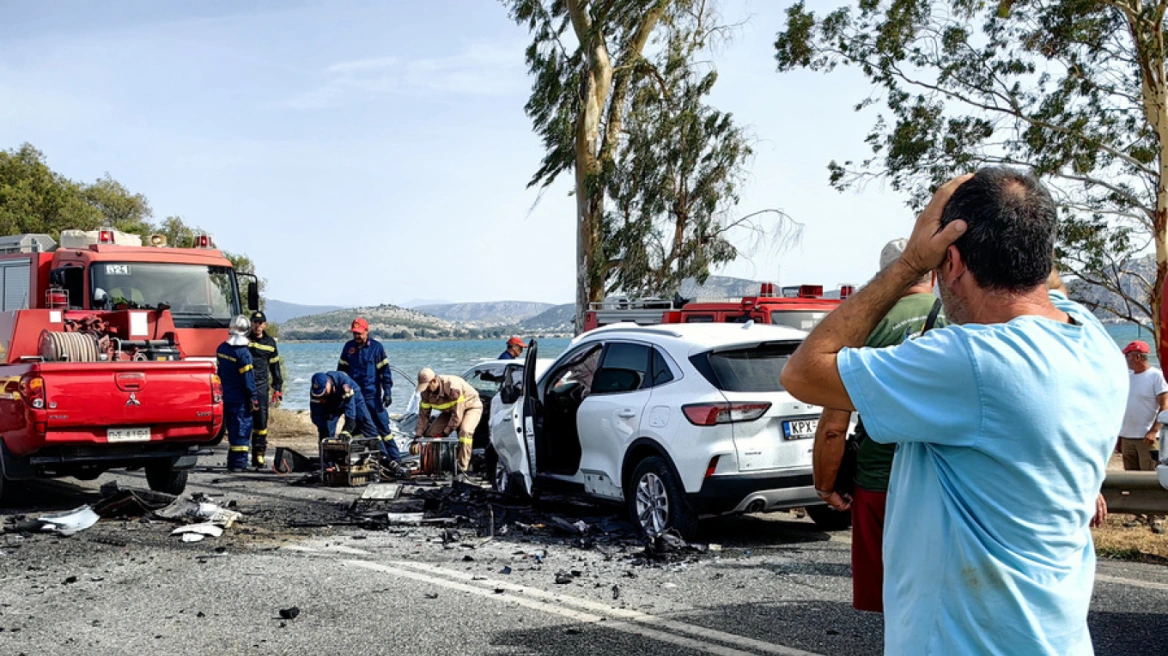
[775,1,1168,332]
[0,143,266,310]
[507,1,796,322]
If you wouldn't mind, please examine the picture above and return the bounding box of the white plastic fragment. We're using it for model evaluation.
[38,506,100,536]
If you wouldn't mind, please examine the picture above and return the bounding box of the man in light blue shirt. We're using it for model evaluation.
[782,168,1127,655]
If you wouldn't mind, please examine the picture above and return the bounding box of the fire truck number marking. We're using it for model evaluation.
[107,427,151,443]
[105,264,130,275]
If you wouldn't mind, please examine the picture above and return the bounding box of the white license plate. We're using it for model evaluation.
[107,427,151,443]
[782,419,818,441]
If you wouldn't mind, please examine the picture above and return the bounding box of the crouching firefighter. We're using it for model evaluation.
[217,315,259,473]
[415,368,483,478]
[247,310,284,469]
[309,371,407,478]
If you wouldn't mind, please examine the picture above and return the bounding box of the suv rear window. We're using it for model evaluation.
[690,342,799,392]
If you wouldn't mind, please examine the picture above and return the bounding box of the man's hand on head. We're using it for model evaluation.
[900,174,973,276]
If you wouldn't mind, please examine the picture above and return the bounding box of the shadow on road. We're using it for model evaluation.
[488,600,882,656]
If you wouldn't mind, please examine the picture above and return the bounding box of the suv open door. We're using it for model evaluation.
[490,341,539,496]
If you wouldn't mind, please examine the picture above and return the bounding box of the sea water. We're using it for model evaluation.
[279,338,571,412]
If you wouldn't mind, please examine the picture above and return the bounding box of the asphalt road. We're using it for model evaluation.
[1,457,1166,656]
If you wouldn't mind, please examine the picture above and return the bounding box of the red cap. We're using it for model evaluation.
[507,337,527,348]
[351,318,369,333]
[1123,340,1150,355]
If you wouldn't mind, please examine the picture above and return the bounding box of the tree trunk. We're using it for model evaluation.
[567,0,613,334]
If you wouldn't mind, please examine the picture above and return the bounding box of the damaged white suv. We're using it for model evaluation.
[489,322,846,538]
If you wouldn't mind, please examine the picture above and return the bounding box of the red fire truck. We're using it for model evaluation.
[583,283,853,332]
[0,228,259,498]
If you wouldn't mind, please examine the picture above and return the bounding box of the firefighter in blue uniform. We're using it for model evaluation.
[217,315,259,472]
[337,318,400,464]
[310,371,378,436]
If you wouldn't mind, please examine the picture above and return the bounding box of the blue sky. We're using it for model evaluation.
[0,1,917,307]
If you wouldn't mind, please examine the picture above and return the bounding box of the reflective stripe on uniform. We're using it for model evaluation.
[270,356,281,363]
[458,436,473,445]
[376,359,389,369]
[217,353,236,362]
[421,396,465,411]
[239,364,253,374]
[250,343,276,352]
[253,429,268,436]
[229,446,250,452]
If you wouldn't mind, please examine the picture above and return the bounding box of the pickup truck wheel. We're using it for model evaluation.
[806,504,852,531]
[145,461,189,495]
[627,456,697,541]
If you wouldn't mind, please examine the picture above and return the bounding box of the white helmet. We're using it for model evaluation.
[229,315,250,337]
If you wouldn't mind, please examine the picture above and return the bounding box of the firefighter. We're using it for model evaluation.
[217,315,259,473]
[310,371,407,478]
[247,310,284,469]
[337,318,400,465]
[415,367,483,478]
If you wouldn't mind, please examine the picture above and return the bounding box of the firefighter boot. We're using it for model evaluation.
[251,448,267,470]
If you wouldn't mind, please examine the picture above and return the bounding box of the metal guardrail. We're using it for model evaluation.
[1101,471,1168,515]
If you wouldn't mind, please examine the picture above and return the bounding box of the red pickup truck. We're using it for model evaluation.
[0,229,259,498]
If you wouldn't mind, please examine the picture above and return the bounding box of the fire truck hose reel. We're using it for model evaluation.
[40,330,101,363]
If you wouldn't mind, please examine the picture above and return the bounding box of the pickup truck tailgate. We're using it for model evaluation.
[38,361,220,429]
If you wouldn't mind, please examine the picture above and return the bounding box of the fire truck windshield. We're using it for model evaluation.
[770,311,829,332]
[90,263,240,328]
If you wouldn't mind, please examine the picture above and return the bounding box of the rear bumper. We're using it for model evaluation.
[1,438,209,480]
[687,468,820,515]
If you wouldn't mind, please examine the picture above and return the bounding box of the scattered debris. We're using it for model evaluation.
[37,506,100,536]
[554,572,574,585]
[63,576,78,585]
[500,566,512,575]
[348,483,403,516]
[386,513,424,526]
[424,593,439,600]
[172,523,225,543]
[155,496,242,529]
[93,483,176,518]
[635,530,708,564]
[278,607,300,620]
[273,447,317,474]
[564,627,582,635]
[612,584,620,600]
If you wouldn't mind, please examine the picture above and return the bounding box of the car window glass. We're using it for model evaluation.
[467,369,501,394]
[652,348,675,386]
[550,345,602,393]
[593,342,651,393]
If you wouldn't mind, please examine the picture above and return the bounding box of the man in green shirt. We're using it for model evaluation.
[811,238,945,612]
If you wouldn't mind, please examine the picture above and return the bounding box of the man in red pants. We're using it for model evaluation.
[810,238,944,612]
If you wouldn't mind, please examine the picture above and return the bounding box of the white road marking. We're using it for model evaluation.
[393,559,822,656]
[1096,574,1168,593]
[347,559,759,656]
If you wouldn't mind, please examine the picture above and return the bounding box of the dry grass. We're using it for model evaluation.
[1093,518,1168,564]
[1094,452,1168,563]
[266,408,320,453]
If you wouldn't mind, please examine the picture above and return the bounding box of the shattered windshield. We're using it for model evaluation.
[90,262,240,328]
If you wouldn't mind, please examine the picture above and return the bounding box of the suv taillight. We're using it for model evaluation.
[211,374,223,404]
[20,374,46,409]
[682,402,771,426]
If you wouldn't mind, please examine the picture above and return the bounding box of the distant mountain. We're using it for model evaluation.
[264,299,344,324]
[281,304,456,341]
[681,275,768,299]
[520,303,574,332]
[416,301,555,327]
[1068,255,1154,325]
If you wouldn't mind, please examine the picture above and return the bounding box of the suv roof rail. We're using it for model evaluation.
[583,323,684,339]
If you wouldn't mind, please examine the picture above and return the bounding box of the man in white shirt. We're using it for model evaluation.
[1119,340,1168,533]
[1118,340,1168,471]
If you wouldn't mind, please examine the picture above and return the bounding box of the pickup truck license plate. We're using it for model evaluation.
[107,427,151,443]
[782,419,818,441]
